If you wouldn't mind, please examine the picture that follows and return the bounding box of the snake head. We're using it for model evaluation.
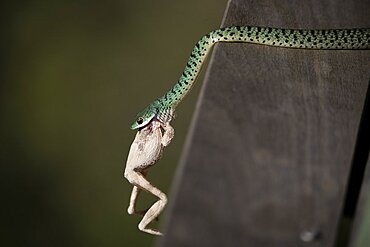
[130,106,156,130]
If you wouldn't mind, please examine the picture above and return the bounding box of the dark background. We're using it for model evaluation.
[0,1,227,246]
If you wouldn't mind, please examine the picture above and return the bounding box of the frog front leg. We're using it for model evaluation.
[161,123,174,147]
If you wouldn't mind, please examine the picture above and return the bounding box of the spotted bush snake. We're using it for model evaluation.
[130,26,370,129]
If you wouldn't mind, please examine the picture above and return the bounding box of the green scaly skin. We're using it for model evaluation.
[131,26,370,129]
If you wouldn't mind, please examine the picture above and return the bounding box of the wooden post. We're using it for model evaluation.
[349,88,370,247]
[350,159,370,247]
[158,0,370,246]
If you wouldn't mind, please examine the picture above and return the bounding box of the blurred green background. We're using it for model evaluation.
[1,0,227,246]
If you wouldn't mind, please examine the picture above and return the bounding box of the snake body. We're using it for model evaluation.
[131,26,370,129]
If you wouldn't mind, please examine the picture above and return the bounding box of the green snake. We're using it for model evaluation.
[130,26,370,129]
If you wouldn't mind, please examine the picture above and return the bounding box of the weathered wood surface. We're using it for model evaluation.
[349,88,370,247]
[350,158,370,247]
[158,0,370,246]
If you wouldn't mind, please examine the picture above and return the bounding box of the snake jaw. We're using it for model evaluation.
[131,112,156,130]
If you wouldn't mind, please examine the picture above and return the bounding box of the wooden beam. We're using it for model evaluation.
[350,158,370,247]
[349,87,370,247]
[158,0,370,246]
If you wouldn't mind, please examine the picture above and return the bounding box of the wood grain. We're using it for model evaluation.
[158,0,370,246]
[349,158,370,247]
[349,85,370,247]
